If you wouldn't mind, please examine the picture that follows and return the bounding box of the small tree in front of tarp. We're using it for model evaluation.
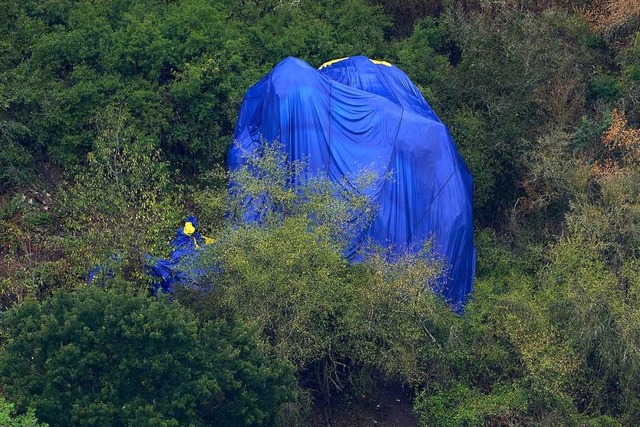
[226,139,379,253]
[192,140,455,406]
[145,215,213,294]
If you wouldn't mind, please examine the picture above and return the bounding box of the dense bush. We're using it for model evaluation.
[0,0,391,177]
[189,143,458,403]
[0,286,296,426]
[394,6,598,223]
[59,105,183,286]
[413,230,637,426]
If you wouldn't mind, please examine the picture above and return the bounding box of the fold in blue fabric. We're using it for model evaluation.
[229,56,475,311]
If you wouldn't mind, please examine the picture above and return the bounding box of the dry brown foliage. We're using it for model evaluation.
[581,0,640,33]
[593,109,640,177]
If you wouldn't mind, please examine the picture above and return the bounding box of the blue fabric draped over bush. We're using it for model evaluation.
[145,216,209,294]
[228,56,476,310]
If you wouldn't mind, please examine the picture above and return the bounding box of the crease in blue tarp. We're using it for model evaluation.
[229,56,475,311]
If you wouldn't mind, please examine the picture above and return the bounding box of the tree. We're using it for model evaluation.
[192,142,456,405]
[0,286,296,426]
[59,105,182,287]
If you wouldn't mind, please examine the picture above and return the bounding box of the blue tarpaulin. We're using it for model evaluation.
[229,56,475,310]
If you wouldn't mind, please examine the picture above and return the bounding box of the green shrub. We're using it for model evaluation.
[0,140,33,194]
[412,230,635,426]
[414,382,530,427]
[0,287,296,426]
[0,396,48,427]
[59,105,183,286]
[193,141,457,405]
[589,74,621,102]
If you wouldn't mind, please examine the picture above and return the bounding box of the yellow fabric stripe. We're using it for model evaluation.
[318,57,349,69]
[318,57,393,70]
[370,59,392,66]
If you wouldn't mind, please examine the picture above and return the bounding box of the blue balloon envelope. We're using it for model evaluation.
[229,56,475,310]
